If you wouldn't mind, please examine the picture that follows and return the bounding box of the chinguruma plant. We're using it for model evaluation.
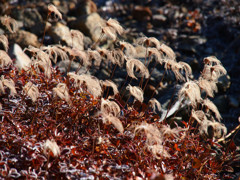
[0,4,239,179]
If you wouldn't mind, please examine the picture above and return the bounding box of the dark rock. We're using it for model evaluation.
[152,14,167,27]
[8,30,41,48]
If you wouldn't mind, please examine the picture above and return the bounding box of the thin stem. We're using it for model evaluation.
[150,70,166,99]
[143,61,158,92]
[91,32,104,49]
[41,13,50,47]
[121,77,132,100]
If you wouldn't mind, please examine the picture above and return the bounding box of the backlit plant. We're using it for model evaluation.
[0,4,239,179]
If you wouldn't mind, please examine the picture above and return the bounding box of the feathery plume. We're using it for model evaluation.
[0,79,5,94]
[135,37,161,49]
[48,4,62,20]
[210,64,227,78]
[68,73,102,98]
[41,45,68,64]
[201,64,227,81]
[135,122,170,158]
[126,85,144,103]
[53,83,71,104]
[159,43,176,60]
[70,30,84,43]
[97,18,124,41]
[160,124,182,138]
[119,41,137,58]
[106,18,124,35]
[164,59,185,81]
[0,34,9,52]
[100,80,119,96]
[203,56,221,66]
[0,15,18,33]
[191,109,207,123]
[126,58,149,79]
[67,48,90,67]
[102,113,124,133]
[178,61,192,80]
[43,139,60,157]
[199,120,226,139]
[198,77,218,97]
[1,75,17,96]
[211,122,227,139]
[101,98,121,117]
[111,49,125,67]
[148,47,164,65]
[0,50,13,67]
[148,98,161,113]
[178,81,202,108]
[203,98,221,121]
[23,82,39,102]
[87,49,102,67]
[101,26,117,41]
[97,48,116,65]
[32,50,52,78]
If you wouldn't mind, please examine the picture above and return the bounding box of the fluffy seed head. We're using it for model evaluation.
[148,47,164,65]
[41,45,68,64]
[0,34,9,52]
[100,80,119,96]
[106,18,124,36]
[178,81,202,108]
[135,122,169,158]
[119,41,137,58]
[1,75,17,96]
[203,56,221,66]
[191,109,207,123]
[126,85,144,103]
[68,73,102,98]
[126,58,149,79]
[53,83,71,104]
[135,37,161,49]
[23,82,39,102]
[0,15,18,33]
[0,50,13,67]
[101,98,121,117]
[102,113,124,133]
[159,43,176,60]
[87,49,102,67]
[198,77,218,97]
[43,139,60,157]
[203,98,221,121]
[148,98,161,113]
